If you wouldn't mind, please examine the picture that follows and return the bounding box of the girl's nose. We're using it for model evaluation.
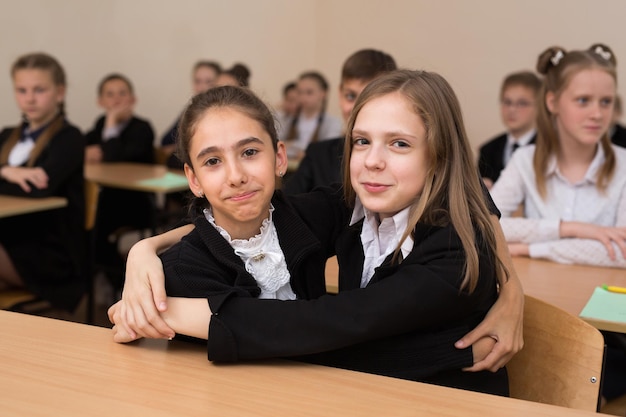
[364,147,385,171]
[226,161,248,185]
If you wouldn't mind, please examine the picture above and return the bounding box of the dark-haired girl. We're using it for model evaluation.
[282,71,342,162]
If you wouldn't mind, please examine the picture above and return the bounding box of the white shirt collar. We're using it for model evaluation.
[546,144,605,185]
[351,197,414,287]
[507,128,536,147]
[203,204,296,300]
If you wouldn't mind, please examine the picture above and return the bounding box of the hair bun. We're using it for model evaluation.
[588,43,617,66]
[536,46,567,74]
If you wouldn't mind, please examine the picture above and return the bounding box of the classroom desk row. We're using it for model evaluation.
[1,162,188,220]
[0,195,68,219]
[511,257,626,333]
[0,310,609,417]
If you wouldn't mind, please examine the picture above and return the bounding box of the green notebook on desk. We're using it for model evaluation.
[136,172,189,189]
[579,286,626,324]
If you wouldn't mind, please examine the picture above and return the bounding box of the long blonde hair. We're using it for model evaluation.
[534,43,617,198]
[343,69,506,292]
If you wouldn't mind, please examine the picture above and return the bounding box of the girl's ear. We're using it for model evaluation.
[545,91,557,114]
[184,163,202,197]
[55,85,66,105]
[275,141,288,177]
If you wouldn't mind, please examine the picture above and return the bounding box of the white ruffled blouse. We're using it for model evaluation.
[204,205,296,300]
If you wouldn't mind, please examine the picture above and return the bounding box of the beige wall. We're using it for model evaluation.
[1,0,625,154]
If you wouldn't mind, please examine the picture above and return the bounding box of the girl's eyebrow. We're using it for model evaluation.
[195,137,265,160]
[351,128,418,139]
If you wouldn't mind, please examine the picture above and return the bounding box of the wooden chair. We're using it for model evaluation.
[0,289,49,312]
[507,295,606,412]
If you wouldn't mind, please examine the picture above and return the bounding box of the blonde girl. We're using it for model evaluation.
[491,44,626,267]
[0,52,85,311]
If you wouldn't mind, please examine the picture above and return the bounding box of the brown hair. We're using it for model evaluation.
[221,63,251,87]
[341,49,397,84]
[500,70,542,98]
[97,73,134,96]
[534,43,617,198]
[343,69,506,292]
[193,60,222,76]
[0,52,66,167]
[175,85,278,215]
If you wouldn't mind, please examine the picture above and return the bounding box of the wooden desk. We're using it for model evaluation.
[0,195,67,218]
[512,257,626,333]
[85,162,188,193]
[0,311,607,417]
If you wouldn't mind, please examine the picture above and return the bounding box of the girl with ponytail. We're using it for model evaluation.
[491,44,626,268]
[282,71,342,162]
[0,52,86,311]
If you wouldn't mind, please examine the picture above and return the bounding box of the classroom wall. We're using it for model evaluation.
[1,0,625,154]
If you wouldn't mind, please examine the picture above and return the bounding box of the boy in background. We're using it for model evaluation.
[282,49,396,194]
[85,73,155,291]
[478,71,541,188]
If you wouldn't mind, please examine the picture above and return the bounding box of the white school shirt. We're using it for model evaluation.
[490,144,626,267]
[350,198,414,288]
[102,120,130,141]
[284,112,343,155]
[504,129,536,166]
[204,205,296,300]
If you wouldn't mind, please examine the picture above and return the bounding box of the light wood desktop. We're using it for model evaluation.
[84,162,188,193]
[1,310,609,417]
[512,257,626,333]
[0,195,67,219]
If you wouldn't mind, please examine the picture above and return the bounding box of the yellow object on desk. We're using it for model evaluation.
[602,284,626,294]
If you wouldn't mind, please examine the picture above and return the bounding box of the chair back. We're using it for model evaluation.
[507,295,605,411]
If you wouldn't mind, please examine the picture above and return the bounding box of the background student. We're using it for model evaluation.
[85,73,156,290]
[490,44,626,267]
[159,60,222,221]
[0,52,86,311]
[110,73,524,395]
[275,81,299,140]
[160,60,223,169]
[282,71,342,162]
[478,71,542,188]
[283,49,397,195]
[216,63,251,87]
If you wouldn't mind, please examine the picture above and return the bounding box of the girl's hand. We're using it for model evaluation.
[456,214,525,372]
[109,302,141,343]
[465,336,496,369]
[84,145,103,164]
[0,166,48,192]
[560,221,626,260]
[104,102,133,127]
[111,324,142,344]
[111,239,175,340]
[507,243,529,257]
[456,286,524,372]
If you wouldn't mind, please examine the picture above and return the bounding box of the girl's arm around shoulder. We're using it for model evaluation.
[205,222,496,362]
